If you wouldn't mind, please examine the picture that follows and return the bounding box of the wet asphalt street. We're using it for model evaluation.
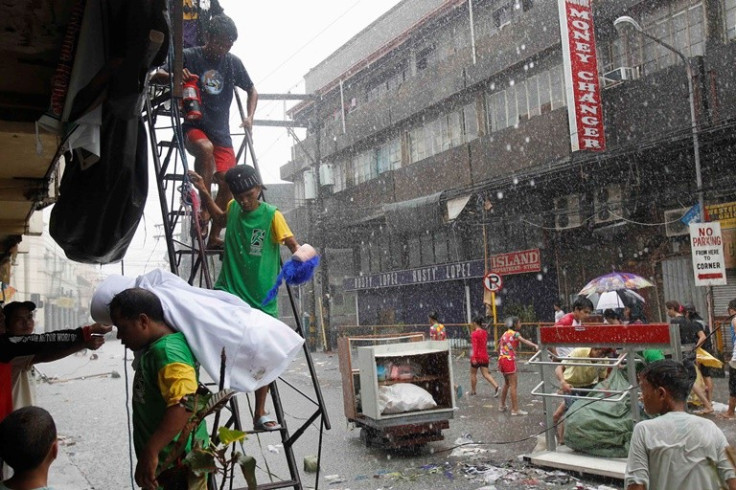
[33,340,736,490]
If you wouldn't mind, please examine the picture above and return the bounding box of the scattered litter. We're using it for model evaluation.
[544,470,572,485]
[450,434,497,458]
[267,444,280,454]
[303,455,318,473]
[712,401,729,413]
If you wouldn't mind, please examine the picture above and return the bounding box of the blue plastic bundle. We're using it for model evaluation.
[262,255,320,306]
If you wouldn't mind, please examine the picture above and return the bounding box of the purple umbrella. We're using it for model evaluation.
[579,272,654,296]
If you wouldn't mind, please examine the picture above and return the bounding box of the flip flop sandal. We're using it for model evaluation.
[253,415,281,432]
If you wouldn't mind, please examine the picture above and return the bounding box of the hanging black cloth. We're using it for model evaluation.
[50,0,168,264]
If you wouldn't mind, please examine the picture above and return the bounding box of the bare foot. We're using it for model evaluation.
[718,413,736,420]
[206,237,225,250]
[694,408,714,416]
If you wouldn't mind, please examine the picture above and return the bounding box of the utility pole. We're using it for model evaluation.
[312,97,332,350]
[282,95,331,349]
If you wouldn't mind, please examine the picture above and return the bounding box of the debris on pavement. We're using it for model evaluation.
[328,459,623,489]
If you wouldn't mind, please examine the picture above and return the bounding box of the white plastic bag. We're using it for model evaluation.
[377,383,437,414]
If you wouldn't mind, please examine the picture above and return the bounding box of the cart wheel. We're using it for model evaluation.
[359,427,370,447]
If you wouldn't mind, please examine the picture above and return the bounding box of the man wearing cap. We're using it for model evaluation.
[2,301,109,409]
[189,164,305,431]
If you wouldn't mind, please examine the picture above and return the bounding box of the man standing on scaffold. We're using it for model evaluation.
[153,13,258,250]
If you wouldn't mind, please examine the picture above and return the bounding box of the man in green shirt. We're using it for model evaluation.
[110,288,208,489]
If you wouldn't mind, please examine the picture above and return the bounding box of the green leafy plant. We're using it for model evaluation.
[157,389,257,490]
[184,426,256,490]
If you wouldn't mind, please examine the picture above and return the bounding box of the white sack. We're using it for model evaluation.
[91,269,304,393]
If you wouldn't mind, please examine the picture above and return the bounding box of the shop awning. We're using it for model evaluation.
[446,194,472,221]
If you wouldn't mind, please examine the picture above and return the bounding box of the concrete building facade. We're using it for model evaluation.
[282,0,736,335]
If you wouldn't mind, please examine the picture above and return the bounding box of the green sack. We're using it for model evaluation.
[564,368,635,458]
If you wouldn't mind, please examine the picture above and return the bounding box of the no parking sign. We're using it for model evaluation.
[483,272,503,292]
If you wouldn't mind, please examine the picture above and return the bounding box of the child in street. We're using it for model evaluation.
[428,311,446,340]
[109,288,209,490]
[190,164,308,431]
[0,406,58,490]
[468,316,500,396]
[625,360,736,489]
[498,316,538,415]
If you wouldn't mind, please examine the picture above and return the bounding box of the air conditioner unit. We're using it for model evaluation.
[594,184,624,224]
[602,66,639,88]
[554,193,582,230]
[664,208,690,237]
[303,169,317,200]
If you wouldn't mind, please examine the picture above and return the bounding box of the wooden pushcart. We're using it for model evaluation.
[337,333,456,449]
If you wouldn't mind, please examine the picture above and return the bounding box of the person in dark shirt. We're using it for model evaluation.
[153,14,258,249]
[665,300,713,414]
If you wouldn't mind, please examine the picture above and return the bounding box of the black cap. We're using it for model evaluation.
[3,301,36,319]
[224,165,266,195]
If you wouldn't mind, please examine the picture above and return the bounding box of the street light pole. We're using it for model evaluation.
[614,16,704,222]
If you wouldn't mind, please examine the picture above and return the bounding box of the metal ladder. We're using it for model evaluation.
[142,81,331,489]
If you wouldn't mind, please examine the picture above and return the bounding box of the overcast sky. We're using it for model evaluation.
[222,0,402,183]
[97,0,403,275]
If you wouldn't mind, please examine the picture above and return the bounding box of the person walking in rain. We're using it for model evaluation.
[428,311,446,340]
[468,316,500,397]
[665,300,713,415]
[497,316,538,415]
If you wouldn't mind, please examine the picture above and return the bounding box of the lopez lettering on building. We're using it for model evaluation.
[343,249,543,291]
[557,0,606,151]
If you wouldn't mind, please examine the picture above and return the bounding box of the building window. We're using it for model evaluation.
[485,64,565,135]
[550,65,565,110]
[602,2,705,76]
[333,160,346,192]
[354,150,378,185]
[494,3,513,28]
[447,111,463,148]
[409,125,429,163]
[526,74,541,117]
[463,102,480,141]
[416,45,437,71]
[506,84,519,127]
[388,137,402,170]
[488,90,508,132]
[727,0,736,40]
